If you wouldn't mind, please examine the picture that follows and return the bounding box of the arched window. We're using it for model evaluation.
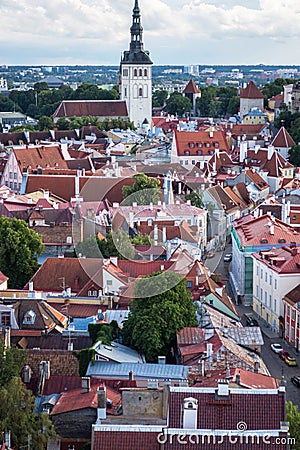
[139,69,143,77]
[139,87,143,97]
[133,68,137,77]
[144,69,147,77]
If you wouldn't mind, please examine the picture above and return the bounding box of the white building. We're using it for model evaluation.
[119,0,153,130]
[252,245,300,335]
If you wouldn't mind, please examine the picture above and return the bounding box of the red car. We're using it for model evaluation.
[279,350,290,360]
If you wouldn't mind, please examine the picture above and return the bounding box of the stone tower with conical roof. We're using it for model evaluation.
[119,0,153,130]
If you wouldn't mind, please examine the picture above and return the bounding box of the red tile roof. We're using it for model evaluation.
[253,245,300,274]
[272,126,296,148]
[174,130,230,157]
[93,431,160,450]
[53,100,128,119]
[14,145,69,172]
[240,81,264,99]
[183,79,201,94]
[234,213,300,247]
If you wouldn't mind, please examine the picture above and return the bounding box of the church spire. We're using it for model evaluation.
[130,0,144,53]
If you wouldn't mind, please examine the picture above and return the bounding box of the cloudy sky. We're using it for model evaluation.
[1,0,299,66]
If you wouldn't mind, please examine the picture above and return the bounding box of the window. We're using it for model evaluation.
[260,288,263,301]
[14,173,17,179]
[196,142,202,148]
[23,310,36,325]
[144,69,147,76]
[196,150,202,156]
[9,172,12,179]
[133,68,137,77]
[269,294,272,308]
[124,87,127,97]
[139,69,142,76]
[184,150,190,156]
[287,305,290,317]
[269,274,272,285]
[291,309,295,321]
[187,280,193,288]
[265,272,267,282]
[274,298,277,313]
[123,69,128,76]
[260,269,263,279]
[274,278,277,289]
[107,280,112,286]
[256,285,259,298]
[138,87,143,97]
[192,160,195,165]
[88,290,98,297]
[264,291,267,304]
[0,312,10,326]
[188,142,195,148]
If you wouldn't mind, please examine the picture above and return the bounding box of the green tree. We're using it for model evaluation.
[186,189,203,208]
[286,401,300,449]
[152,89,168,107]
[0,94,17,112]
[56,117,71,130]
[0,217,43,288]
[0,342,56,449]
[165,92,192,116]
[289,144,300,166]
[130,233,152,245]
[33,82,49,93]
[122,271,198,362]
[75,231,135,260]
[122,173,161,205]
[37,115,54,131]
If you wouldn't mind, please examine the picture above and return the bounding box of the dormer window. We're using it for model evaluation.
[188,142,195,148]
[185,150,190,156]
[197,150,202,156]
[23,310,36,325]
[196,142,202,148]
[206,143,210,148]
[214,142,219,148]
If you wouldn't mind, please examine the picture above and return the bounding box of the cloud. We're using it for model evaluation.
[0,0,299,65]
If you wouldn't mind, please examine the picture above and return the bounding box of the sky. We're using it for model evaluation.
[1,0,299,66]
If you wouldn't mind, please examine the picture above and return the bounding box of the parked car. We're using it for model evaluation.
[291,376,300,387]
[271,343,283,353]
[243,313,259,327]
[223,253,232,262]
[279,350,290,360]
[285,357,297,367]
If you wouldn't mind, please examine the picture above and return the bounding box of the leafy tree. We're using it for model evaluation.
[165,92,192,116]
[33,82,49,93]
[0,342,56,448]
[289,144,300,166]
[0,217,43,288]
[122,271,198,362]
[286,401,300,449]
[9,124,36,132]
[131,233,152,245]
[0,94,17,112]
[153,89,168,107]
[262,78,294,105]
[290,117,300,144]
[122,173,161,205]
[37,115,54,131]
[75,231,135,260]
[56,117,71,130]
[186,189,203,208]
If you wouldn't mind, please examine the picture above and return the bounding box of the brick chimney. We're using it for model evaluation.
[97,386,107,422]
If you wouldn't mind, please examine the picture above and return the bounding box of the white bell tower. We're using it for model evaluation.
[119,0,153,130]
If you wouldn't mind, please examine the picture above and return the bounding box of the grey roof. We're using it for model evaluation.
[92,341,144,364]
[227,327,264,347]
[86,362,189,380]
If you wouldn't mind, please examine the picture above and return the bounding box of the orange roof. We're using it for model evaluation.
[183,79,201,94]
[174,129,229,157]
[14,145,69,172]
[240,81,264,99]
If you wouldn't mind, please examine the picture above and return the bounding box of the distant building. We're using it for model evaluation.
[182,79,201,116]
[119,0,153,129]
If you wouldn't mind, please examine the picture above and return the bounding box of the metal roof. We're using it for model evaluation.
[86,362,189,380]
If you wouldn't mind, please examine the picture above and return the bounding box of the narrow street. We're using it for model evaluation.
[204,241,300,406]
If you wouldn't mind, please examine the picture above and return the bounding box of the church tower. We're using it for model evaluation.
[120,0,153,130]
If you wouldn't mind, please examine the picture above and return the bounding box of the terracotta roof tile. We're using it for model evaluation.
[183,79,201,94]
[53,100,128,119]
[14,145,69,172]
[240,81,264,99]
[272,126,296,148]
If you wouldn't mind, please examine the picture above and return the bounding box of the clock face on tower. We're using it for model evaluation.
[120,0,153,130]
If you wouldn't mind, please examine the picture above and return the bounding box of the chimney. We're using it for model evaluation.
[269,224,274,235]
[97,386,107,422]
[267,145,275,160]
[4,327,11,349]
[162,381,170,420]
[158,356,166,365]
[254,361,259,373]
[217,379,229,396]
[162,226,167,243]
[198,359,205,377]
[82,376,91,393]
[183,397,198,429]
[29,281,34,292]
[235,372,241,385]
[129,370,134,381]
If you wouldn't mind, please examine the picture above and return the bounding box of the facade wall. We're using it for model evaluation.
[252,258,300,334]
[120,64,152,128]
[122,389,164,417]
[284,302,300,351]
[240,98,264,118]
